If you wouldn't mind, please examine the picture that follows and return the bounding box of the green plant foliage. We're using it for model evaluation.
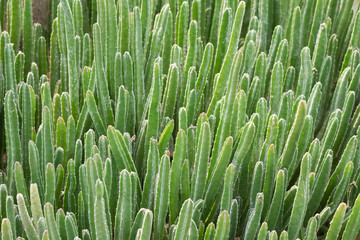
[0,0,360,239]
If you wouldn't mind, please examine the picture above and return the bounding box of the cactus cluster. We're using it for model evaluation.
[1,0,360,239]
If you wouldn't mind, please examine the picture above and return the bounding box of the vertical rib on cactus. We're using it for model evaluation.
[122,53,136,135]
[50,19,60,96]
[106,0,116,98]
[73,0,83,37]
[144,5,169,95]
[4,91,21,195]
[114,169,132,239]
[288,153,310,240]
[4,44,16,95]
[9,0,21,52]
[209,51,242,177]
[45,203,61,240]
[133,7,144,130]
[169,130,186,224]
[153,155,170,240]
[141,139,159,210]
[191,122,211,202]
[60,0,79,121]
[142,62,162,172]
[94,180,110,240]
[23,0,33,76]
[30,183,43,225]
[1,218,13,240]
[20,83,34,182]
[93,23,114,126]
[207,2,245,115]
[202,137,233,222]
[17,193,39,240]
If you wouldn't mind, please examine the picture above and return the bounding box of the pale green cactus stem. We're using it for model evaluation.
[93,23,114,126]
[288,153,310,240]
[144,5,170,95]
[64,159,76,212]
[257,222,268,240]
[65,213,78,239]
[342,193,360,239]
[211,7,231,85]
[115,170,132,239]
[15,162,30,210]
[162,63,178,121]
[5,195,16,238]
[133,6,145,129]
[312,23,328,77]
[94,180,110,240]
[42,107,54,168]
[296,47,313,100]
[209,50,241,176]
[266,169,286,229]
[280,100,306,172]
[37,37,48,76]
[17,193,39,240]
[14,53,24,86]
[180,159,190,203]
[244,193,264,240]
[174,199,194,240]
[9,0,21,52]
[55,117,66,166]
[117,0,129,54]
[326,202,346,240]
[122,53,136,135]
[169,130,186,224]
[30,183,43,225]
[202,137,233,222]
[207,2,245,115]
[158,120,174,156]
[4,90,21,195]
[20,83,34,181]
[304,217,317,240]
[305,150,332,222]
[4,44,16,95]
[105,0,117,97]
[141,62,162,174]
[44,163,55,207]
[56,210,66,240]
[1,218,13,240]
[220,164,235,210]
[191,122,211,202]
[60,0,79,121]
[175,1,189,50]
[153,155,170,240]
[66,115,76,161]
[86,90,106,136]
[179,20,197,109]
[45,203,61,240]
[50,19,60,95]
[108,125,137,173]
[141,138,159,210]
[73,0,83,38]
[288,7,301,71]
[135,209,153,240]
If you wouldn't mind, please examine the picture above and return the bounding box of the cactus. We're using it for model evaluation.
[9,0,21,52]
[0,0,360,239]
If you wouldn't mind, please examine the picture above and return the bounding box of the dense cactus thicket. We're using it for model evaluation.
[1,0,360,239]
